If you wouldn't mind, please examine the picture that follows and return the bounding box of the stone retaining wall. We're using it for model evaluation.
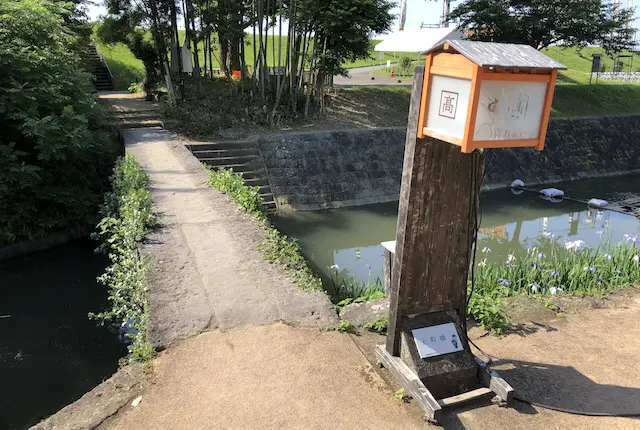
[259,116,640,211]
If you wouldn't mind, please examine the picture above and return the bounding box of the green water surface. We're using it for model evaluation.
[274,176,640,286]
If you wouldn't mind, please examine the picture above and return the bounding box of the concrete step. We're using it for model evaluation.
[191,148,259,158]
[186,141,258,151]
[260,193,275,202]
[243,177,270,188]
[197,155,259,166]
[239,170,266,180]
[109,119,164,129]
[262,201,277,212]
[256,185,272,195]
[117,109,160,116]
[204,162,264,173]
[114,113,161,121]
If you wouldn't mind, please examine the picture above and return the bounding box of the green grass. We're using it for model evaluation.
[96,32,422,88]
[99,38,640,118]
[96,41,145,90]
[343,40,424,69]
[551,83,640,117]
[541,46,640,83]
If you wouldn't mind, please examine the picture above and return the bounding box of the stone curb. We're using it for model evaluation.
[339,298,390,327]
[31,364,148,430]
[0,226,92,262]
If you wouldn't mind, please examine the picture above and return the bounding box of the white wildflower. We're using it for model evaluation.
[564,240,586,252]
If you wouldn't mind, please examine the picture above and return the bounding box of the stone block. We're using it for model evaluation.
[399,311,478,400]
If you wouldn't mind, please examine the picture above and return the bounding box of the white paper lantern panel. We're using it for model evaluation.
[425,75,472,141]
[473,80,547,141]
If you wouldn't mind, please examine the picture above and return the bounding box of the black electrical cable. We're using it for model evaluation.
[511,396,640,417]
[469,338,640,417]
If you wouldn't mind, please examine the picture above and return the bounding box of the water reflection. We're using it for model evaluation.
[273,176,640,285]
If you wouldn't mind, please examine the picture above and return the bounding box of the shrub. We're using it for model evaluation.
[397,56,412,75]
[0,0,118,245]
[206,167,265,219]
[91,155,158,364]
[364,315,389,333]
[328,266,387,305]
[334,320,357,334]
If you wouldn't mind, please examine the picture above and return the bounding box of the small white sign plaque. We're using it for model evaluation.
[412,323,463,358]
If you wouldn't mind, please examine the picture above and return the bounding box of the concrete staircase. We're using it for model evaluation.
[88,45,114,91]
[186,140,276,213]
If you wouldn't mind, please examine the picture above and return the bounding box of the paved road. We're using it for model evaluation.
[334,64,413,87]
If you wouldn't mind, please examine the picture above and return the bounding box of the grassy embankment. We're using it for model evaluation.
[98,38,640,119]
[95,35,420,90]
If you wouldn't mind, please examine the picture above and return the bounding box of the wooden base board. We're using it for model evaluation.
[374,345,514,423]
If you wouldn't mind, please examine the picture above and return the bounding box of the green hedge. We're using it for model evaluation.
[0,0,118,245]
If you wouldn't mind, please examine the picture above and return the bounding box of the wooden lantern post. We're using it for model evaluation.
[376,40,565,422]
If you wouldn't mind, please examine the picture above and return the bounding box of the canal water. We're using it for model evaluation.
[0,240,125,430]
[274,176,640,286]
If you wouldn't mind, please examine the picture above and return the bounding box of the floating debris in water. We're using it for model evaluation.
[588,198,609,208]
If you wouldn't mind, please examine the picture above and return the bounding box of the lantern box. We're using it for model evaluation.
[417,40,566,153]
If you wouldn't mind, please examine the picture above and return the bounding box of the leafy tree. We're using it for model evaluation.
[450,0,635,53]
[96,19,161,93]
[0,0,117,244]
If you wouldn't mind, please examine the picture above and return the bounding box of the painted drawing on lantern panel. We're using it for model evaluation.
[474,80,546,141]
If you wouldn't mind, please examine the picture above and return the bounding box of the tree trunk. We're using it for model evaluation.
[257,0,265,98]
[188,1,201,79]
[276,0,282,94]
[304,32,319,117]
[148,0,175,105]
[288,0,296,113]
[170,0,181,75]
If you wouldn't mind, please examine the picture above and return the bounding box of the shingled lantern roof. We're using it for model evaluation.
[423,39,567,70]
[416,39,566,153]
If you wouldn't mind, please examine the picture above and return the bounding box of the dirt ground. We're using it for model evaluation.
[101,289,640,429]
[90,93,640,429]
[354,286,640,429]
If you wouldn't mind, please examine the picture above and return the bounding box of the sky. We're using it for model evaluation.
[86,0,639,36]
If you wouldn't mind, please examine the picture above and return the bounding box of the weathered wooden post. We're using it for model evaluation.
[376,40,565,422]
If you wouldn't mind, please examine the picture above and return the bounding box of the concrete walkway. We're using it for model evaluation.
[122,127,338,348]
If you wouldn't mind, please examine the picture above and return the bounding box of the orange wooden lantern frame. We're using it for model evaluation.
[416,43,558,153]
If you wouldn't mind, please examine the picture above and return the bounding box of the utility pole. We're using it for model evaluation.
[442,0,451,27]
[398,0,407,30]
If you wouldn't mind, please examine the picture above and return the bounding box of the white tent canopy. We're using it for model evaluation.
[374,28,463,53]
